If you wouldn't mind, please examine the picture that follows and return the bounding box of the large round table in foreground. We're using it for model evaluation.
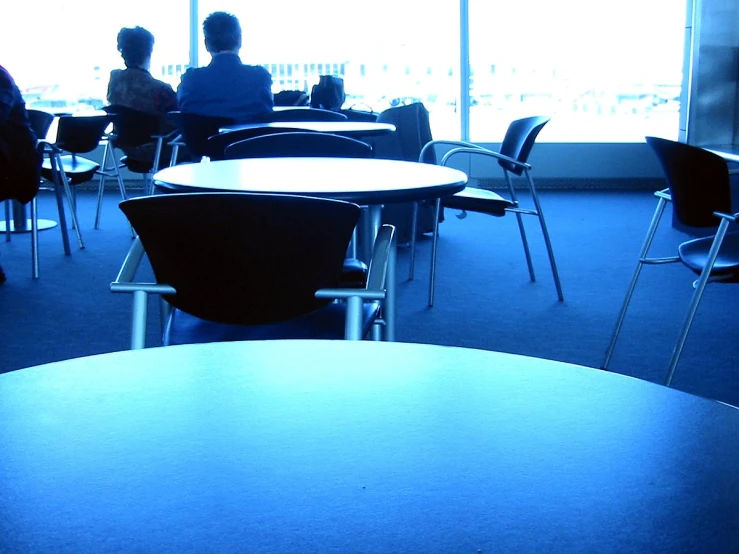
[1,340,738,552]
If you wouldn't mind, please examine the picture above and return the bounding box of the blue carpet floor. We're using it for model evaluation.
[2,188,738,407]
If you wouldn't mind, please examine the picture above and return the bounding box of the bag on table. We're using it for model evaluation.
[310,75,346,111]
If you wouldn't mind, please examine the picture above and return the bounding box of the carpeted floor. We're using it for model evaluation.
[2,188,738,407]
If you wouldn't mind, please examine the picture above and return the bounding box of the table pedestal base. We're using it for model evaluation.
[0,219,57,234]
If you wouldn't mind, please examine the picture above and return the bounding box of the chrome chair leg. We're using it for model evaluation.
[664,218,731,386]
[94,141,111,230]
[602,197,668,370]
[4,200,10,241]
[49,152,71,256]
[525,170,564,301]
[506,172,535,283]
[53,152,84,249]
[428,198,442,307]
[408,201,419,280]
[30,197,39,279]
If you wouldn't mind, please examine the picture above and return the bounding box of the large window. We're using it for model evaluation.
[2,1,687,143]
[469,0,687,142]
[198,0,461,138]
[0,1,188,114]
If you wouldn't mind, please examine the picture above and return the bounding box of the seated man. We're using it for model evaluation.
[107,26,182,166]
[177,11,274,123]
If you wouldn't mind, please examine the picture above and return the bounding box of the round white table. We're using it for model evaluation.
[1,340,738,552]
[219,121,396,138]
[154,158,468,340]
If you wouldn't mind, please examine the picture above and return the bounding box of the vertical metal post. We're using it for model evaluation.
[459,0,471,142]
[190,0,199,69]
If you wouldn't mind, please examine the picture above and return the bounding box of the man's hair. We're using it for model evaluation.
[117,27,155,68]
[203,11,242,53]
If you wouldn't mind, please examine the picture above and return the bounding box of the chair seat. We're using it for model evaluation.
[442,187,514,216]
[679,231,739,278]
[41,155,100,185]
[163,301,381,345]
[120,156,154,174]
[341,257,368,288]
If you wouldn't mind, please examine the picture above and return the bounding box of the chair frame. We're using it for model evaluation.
[96,106,173,230]
[3,109,54,278]
[111,223,395,349]
[602,187,739,386]
[414,138,563,307]
[38,139,86,253]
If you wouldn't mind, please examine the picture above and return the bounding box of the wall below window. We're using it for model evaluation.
[89,142,668,191]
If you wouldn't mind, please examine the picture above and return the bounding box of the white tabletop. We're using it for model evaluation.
[2,340,738,551]
[219,121,395,136]
[154,157,468,205]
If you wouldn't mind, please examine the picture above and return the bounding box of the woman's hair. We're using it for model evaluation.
[117,26,155,68]
[203,11,241,53]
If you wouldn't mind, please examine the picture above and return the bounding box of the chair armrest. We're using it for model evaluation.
[655,188,671,201]
[37,139,60,155]
[441,147,529,171]
[714,211,738,222]
[419,139,486,163]
[167,134,185,147]
[314,288,386,301]
[110,237,176,295]
[366,224,395,290]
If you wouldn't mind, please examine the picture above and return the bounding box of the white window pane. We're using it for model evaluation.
[0,1,188,112]
[197,1,461,139]
[469,0,687,142]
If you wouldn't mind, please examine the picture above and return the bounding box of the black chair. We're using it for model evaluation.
[2,109,53,278]
[111,193,395,348]
[39,113,111,252]
[372,102,440,245]
[96,105,177,229]
[340,108,380,122]
[262,108,348,122]
[167,111,234,161]
[418,115,563,307]
[207,126,304,161]
[224,131,373,160]
[603,137,739,386]
[273,90,310,107]
[223,131,374,287]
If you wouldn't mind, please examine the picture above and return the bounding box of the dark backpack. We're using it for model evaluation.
[310,75,346,111]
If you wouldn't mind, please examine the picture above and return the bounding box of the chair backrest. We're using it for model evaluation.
[55,115,111,154]
[26,109,54,140]
[646,136,731,228]
[224,131,373,160]
[498,116,550,175]
[273,90,311,107]
[262,108,348,122]
[374,102,434,163]
[104,105,162,148]
[119,193,361,325]
[168,111,234,160]
[207,126,303,160]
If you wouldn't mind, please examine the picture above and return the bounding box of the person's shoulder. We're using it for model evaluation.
[108,68,124,83]
[243,64,272,82]
[152,75,175,93]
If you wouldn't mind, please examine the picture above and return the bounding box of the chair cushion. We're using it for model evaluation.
[442,187,514,217]
[678,231,739,279]
[121,156,154,174]
[41,155,100,185]
[163,301,381,345]
[341,257,368,288]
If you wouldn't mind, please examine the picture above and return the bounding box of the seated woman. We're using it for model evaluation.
[106,26,184,166]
